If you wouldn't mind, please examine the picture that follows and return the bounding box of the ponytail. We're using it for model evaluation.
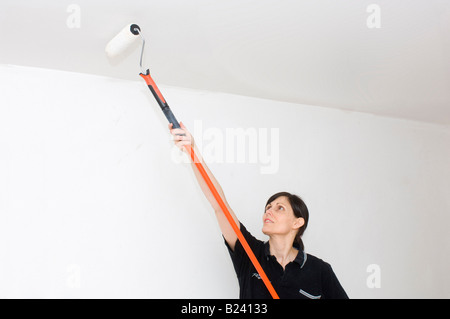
[295,234,305,252]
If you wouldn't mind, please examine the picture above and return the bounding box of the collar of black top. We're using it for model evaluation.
[263,241,307,268]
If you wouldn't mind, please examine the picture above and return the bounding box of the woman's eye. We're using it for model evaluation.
[278,206,284,211]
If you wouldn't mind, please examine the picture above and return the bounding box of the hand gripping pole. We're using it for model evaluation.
[139,70,280,299]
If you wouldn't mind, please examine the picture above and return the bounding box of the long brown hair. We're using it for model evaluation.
[265,192,309,251]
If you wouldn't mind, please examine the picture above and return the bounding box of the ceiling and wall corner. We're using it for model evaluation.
[1,0,449,125]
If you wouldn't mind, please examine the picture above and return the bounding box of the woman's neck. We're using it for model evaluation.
[268,235,298,269]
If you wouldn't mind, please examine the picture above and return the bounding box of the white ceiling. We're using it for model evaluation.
[1,0,450,125]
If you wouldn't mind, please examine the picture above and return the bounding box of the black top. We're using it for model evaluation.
[224,223,349,299]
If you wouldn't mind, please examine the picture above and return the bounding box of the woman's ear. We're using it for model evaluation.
[293,217,305,230]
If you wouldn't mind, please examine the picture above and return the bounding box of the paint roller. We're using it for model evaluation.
[105,24,280,299]
[106,24,181,129]
[105,24,141,58]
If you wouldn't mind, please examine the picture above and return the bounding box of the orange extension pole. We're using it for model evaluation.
[140,70,280,299]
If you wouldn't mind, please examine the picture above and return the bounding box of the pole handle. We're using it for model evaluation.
[140,71,181,129]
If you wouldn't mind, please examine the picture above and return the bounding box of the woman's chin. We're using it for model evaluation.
[262,225,272,235]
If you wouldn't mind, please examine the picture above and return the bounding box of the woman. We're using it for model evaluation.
[169,122,348,299]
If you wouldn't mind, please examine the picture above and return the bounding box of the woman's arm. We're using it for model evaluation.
[169,122,239,250]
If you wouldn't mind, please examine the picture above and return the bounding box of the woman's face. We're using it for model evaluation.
[262,196,304,237]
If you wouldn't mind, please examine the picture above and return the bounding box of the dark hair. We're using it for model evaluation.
[265,192,309,251]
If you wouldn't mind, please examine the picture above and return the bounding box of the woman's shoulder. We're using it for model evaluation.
[304,253,349,299]
[226,222,265,254]
[304,253,333,271]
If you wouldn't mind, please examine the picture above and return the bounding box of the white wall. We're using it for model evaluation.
[1,64,449,298]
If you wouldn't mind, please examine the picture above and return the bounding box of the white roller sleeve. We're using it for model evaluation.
[105,24,139,58]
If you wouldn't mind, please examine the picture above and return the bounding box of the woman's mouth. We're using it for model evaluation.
[264,218,273,223]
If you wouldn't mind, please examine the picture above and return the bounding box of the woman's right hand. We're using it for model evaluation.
[168,122,194,153]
